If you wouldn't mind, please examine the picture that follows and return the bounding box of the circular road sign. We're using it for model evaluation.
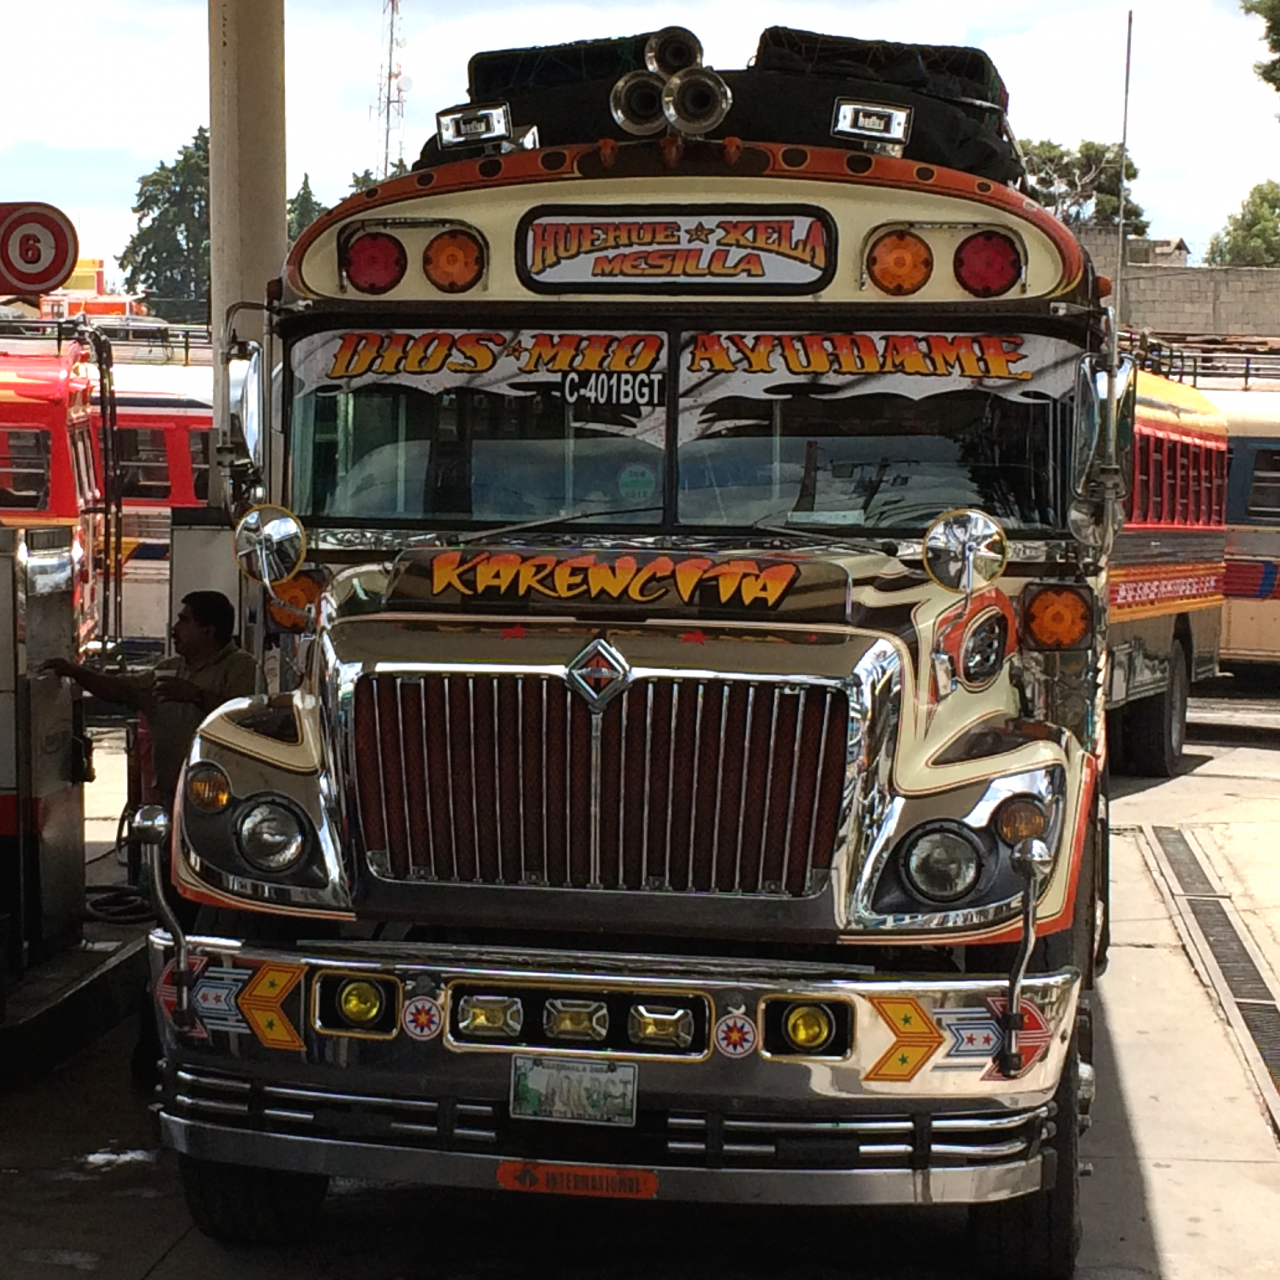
[0,203,79,294]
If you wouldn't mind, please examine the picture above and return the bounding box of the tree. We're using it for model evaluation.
[349,158,407,192]
[117,128,210,323]
[1205,180,1280,265]
[287,174,326,242]
[1243,1,1280,95]
[1019,139,1149,237]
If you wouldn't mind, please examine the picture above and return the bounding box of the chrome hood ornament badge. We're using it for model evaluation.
[565,637,631,711]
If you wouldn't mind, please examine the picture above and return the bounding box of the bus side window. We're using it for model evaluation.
[190,429,211,502]
[117,427,171,499]
[0,428,51,509]
[1150,437,1164,522]
[1136,430,1146,519]
[1247,448,1280,522]
[1177,440,1190,524]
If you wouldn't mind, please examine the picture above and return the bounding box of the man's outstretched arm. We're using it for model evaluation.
[42,658,149,712]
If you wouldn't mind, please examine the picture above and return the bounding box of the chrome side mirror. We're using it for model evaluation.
[234,504,306,586]
[922,509,1009,595]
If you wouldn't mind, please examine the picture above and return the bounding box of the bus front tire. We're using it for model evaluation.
[1126,638,1188,777]
[179,1154,328,1244]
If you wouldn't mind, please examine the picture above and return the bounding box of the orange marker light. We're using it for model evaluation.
[1024,586,1092,650]
[423,230,485,293]
[867,230,933,296]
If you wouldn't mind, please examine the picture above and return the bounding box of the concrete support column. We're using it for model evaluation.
[207,0,286,434]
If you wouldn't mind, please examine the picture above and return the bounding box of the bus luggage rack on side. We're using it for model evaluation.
[352,672,849,897]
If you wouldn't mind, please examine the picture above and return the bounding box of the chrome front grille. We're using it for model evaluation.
[666,1107,1051,1168]
[172,1070,498,1145]
[352,673,849,897]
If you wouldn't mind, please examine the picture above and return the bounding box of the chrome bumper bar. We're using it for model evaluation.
[162,1115,1046,1206]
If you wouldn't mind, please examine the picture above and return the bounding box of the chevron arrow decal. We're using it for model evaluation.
[864,995,946,1082]
[238,963,306,1051]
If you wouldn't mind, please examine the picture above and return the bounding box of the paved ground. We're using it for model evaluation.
[3,711,1280,1278]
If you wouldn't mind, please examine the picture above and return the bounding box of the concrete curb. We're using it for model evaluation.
[0,936,150,1090]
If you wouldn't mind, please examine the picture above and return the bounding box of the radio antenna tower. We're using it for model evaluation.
[375,0,411,178]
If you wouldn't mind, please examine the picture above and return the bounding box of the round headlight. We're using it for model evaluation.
[237,801,306,872]
[903,828,982,903]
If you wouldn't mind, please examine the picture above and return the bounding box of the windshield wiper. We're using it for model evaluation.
[751,518,893,553]
[454,506,664,544]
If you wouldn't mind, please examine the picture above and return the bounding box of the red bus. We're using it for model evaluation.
[1107,370,1228,773]
[90,354,213,650]
[0,330,104,650]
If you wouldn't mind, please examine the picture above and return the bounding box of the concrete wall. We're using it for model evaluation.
[1072,226,1280,338]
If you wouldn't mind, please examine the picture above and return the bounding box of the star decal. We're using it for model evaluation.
[502,623,527,640]
[685,222,713,244]
[680,629,707,645]
[504,341,528,359]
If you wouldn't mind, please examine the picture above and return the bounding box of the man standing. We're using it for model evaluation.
[44,590,257,802]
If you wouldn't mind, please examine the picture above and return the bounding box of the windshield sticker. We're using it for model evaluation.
[518,206,835,292]
[292,328,669,444]
[395,550,800,609]
[678,330,1079,437]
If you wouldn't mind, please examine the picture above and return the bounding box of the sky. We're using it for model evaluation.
[1,0,1276,283]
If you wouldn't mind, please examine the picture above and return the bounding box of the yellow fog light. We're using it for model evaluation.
[186,764,231,813]
[996,798,1049,844]
[783,1003,834,1053]
[338,980,384,1026]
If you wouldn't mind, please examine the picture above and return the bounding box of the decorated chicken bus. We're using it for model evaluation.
[0,328,104,649]
[91,356,213,652]
[144,27,1172,1277]
[1201,385,1280,671]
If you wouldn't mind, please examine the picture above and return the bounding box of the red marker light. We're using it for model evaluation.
[342,232,407,295]
[954,231,1022,298]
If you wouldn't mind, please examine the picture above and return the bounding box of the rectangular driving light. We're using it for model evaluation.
[437,102,513,149]
[628,1005,695,1050]
[457,994,523,1038]
[543,999,610,1042]
[832,100,913,152]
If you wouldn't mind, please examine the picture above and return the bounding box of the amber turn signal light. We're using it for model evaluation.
[423,229,485,293]
[996,797,1049,844]
[1023,585,1092,650]
[186,763,232,813]
[866,229,933,296]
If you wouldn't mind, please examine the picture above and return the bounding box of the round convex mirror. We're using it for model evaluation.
[922,509,1009,594]
[234,504,306,586]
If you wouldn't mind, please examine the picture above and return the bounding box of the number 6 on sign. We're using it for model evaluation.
[0,203,78,294]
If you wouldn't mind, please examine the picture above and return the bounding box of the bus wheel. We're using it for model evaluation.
[179,1155,328,1244]
[1126,638,1187,777]
[969,1038,1082,1279]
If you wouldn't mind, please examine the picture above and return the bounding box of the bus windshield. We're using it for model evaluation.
[287,326,1078,534]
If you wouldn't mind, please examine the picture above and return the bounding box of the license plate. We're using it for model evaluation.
[509,1055,638,1127]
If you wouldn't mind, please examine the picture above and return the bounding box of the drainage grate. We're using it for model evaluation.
[1153,827,1217,897]
[1238,1004,1280,1089]
[1187,898,1275,1003]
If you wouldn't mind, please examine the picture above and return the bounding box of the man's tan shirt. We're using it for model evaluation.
[128,643,258,798]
